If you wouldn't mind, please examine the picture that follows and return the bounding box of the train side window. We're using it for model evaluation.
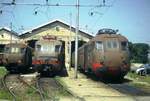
[121,42,128,50]
[55,45,61,52]
[5,47,10,53]
[36,45,41,51]
[95,41,103,50]
[11,47,20,53]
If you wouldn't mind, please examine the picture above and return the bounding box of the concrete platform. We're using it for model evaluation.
[56,68,148,101]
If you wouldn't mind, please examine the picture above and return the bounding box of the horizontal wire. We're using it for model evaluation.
[0,3,111,7]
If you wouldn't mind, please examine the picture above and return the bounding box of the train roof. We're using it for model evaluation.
[96,28,118,35]
[93,33,128,41]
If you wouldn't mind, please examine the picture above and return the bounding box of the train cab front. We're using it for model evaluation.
[32,56,62,74]
[92,38,130,79]
[92,61,130,79]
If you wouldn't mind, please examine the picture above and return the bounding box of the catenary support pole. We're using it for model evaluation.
[74,0,79,79]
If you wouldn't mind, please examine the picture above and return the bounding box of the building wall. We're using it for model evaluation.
[0,30,19,44]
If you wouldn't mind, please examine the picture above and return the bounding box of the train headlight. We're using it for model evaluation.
[17,59,22,64]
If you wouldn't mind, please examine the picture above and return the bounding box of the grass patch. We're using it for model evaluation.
[26,87,36,95]
[129,82,150,93]
[0,67,11,100]
[127,72,150,93]
[0,67,7,78]
[0,90,13,100]
[54,76,68,88]
[54,76,72,97]
[20,85,41,101]
[127,72,150,84]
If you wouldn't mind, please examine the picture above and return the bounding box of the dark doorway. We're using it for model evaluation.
[27,40,38,48]
[0,44,5,53]
[71,40,86,53]
[71,40,86,65]
[0,44,5,65]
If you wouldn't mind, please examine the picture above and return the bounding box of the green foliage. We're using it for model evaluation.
[26,87,35,95]
[0,67,7,78]
[128,72,150,84]
[129,42,149,63]
[0,90,13,100]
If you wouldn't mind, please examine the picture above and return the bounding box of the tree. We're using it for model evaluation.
[129,42,149,63]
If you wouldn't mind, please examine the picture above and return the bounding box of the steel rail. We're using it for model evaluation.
[18,75,45,101]
[2,73,17,101]
[36,77,46,101]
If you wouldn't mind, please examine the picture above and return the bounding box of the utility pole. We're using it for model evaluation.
[69,12,72,71]
[9,22,12,54]
[10,22,12,44]
[74,0,79,79]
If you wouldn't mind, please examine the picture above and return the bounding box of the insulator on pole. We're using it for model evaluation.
[0,10,2,14]
[103,0,105,6]
[12,0,15,5]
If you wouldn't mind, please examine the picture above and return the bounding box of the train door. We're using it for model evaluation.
[0,44,5,65]
[84,45,88,71]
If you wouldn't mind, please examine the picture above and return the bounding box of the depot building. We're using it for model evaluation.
[0,20,93,67]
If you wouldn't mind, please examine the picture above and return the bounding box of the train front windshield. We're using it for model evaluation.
[105,40,119,50]
[105,40,128,51]
[36,44,61,53]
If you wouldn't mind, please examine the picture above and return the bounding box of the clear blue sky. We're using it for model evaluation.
[0,0,150,44]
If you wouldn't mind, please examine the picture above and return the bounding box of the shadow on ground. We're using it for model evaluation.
[79,70,132,84]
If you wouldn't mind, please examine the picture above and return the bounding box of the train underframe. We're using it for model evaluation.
[91,63,130,79]
[33,62,62,76]
[4,63,33,73]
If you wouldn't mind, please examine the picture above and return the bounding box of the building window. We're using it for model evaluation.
[1,34,4,38]
[56,26,60,31]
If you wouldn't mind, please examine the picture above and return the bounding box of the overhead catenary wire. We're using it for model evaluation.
[89,0,117,35]
[0,0,111,33]
[0,2,111,7]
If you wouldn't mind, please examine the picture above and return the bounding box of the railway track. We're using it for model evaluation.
[18,75,46,101]
[2,73,17,101]
[38,76,73,101]
[2,73,46,101]
[36,77,47,101]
